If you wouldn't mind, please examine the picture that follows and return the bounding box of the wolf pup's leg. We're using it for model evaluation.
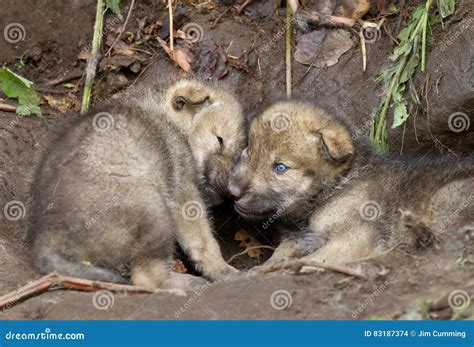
[174,186,239,281]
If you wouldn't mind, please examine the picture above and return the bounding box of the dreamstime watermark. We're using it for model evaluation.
[81,17,120,54]
[262,199,292,230]
[4,328,85,341]
[173,283,209,318]
[270,112,291,132]
[92,112,115,133]
[437,194,473,232]
[439,17,474,52]
[84,193,122,230]
[92,290,115,310]
[3,23,26,43]
[2,286,28,312]
[3,200,26,221]
[361,25,381,43]
[270,289,292,310]
[448,289,471,311]
[352,119,373,141]
[0,114,22,138]
[448,112,470,133]
[359,200,382,222]
[181,200,204,221]
[182,23,204,43]
[351,280,389,318]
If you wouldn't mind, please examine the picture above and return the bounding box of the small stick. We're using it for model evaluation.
[359,30,367,71]
[0,272,181,311]
[168,0,175,61]
[210,6,231,29]
[81,0,106,115]
[44,70,84,86]
[226,245,275,264]
[285,1,293,99]
[0,103,17,113]
[105,0,136,57]
[262,260,367,280]
[237,0,252,14]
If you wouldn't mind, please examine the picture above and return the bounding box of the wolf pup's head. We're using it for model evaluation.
[227,101,355,220]
[163,79,246,205]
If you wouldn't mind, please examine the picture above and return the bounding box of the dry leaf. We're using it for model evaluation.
[172,259,188,273]
[42,94,79,113]
[294,28,354,67]
[234,229,264,259]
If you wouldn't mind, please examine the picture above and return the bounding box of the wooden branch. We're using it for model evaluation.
[0,103,17,113]
[0,272,183,311]
[299,10,357,28]
[261,260,367,280]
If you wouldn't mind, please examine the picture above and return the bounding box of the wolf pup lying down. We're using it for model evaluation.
[228,101,473,269]
[28,79,246,289]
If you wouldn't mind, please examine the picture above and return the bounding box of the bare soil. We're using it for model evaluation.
[0,0,472,320]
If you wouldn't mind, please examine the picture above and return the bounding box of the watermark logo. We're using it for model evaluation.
[92,290,115,310]
[359,200,382,222]
[448,112,470,133]
[270,112,291,132]
[270,289,292,310]
[362,26,381,43]
[3,23,26,43]
[92,112,115,133]
[181,201,204,221]
[448,289,471,311]
[182,23,204,43]
[3,200,26,221]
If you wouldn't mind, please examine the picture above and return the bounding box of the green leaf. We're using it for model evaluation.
[388,4,398,13]
[389,41,413,61]
[62,82,75,89]
[437,0,455,18]
[106,0,123,20]
[0,68,42,117]
[392,90,409,129]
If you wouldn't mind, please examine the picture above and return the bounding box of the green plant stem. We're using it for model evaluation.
[81,0,105,115]
[374,54,409,144]
[421,0,433,71]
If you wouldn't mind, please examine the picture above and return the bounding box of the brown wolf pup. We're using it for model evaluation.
[28,79,246,289]
[228,101,473,270]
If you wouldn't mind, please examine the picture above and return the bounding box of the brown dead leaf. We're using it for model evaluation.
[172,259,188,273]
[234,229,264,259]
[156,37,195,73]
[294,28,354,67]
[42,94,80,113]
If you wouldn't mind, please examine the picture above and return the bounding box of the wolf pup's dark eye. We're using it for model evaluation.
[216,136,224,150]
[274,163,288,174]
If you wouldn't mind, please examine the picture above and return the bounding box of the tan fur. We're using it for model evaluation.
[28,79,246,290]
[228,101,474,269]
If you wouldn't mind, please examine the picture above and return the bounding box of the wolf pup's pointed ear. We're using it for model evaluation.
[172,86,210,112]
[317,125,354,164]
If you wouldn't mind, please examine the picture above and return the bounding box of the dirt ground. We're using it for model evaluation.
[0,0,473,319]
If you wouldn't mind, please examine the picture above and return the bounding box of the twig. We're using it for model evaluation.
[0,103,17,113]
[226,246,275,264]
[261,260,368,280]
[285,1,293,99]
[81,0,105,115]
[105,0,136,57]
[44,70,83,86]
[168,0,175,61]
[359,31,367,71]
[0,272,182,311]
[237,0,252,14]
[210,6,231,29]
